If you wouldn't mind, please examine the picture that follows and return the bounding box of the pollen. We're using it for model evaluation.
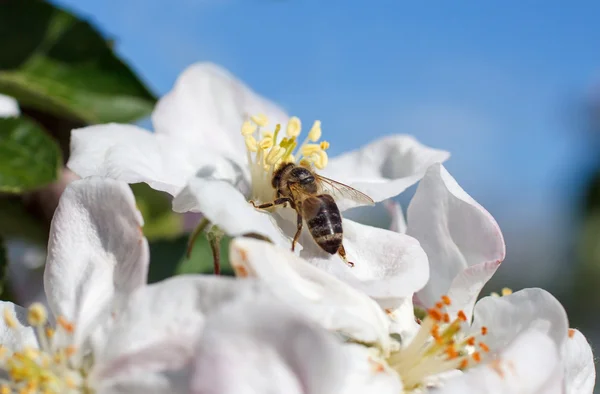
[242,115,332,204]
[0,305,88,394]
[387,295,494,390]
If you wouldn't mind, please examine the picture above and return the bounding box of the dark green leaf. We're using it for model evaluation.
[0,0,156,124]
[0,117,62,193]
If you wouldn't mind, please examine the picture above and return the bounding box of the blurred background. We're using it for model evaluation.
[1,0,599,388]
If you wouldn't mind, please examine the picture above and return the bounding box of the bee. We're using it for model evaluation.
[251,162,374,267]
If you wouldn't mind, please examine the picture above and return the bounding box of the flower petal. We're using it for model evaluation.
[0,94,19,117]
[44,178,149,345]
[152,62,289,159]
[322,135,450,210]
[68,124,237,196]
[435,329,560,394]
[408,163,505,318]
[303,219,429,309]
[191,300,354,394]
[470,288,569,353]
[229,238,392,351]
[94,275,266,376]
[338,344,403,394]
[0,301,37,350]
[172,178,287,243]
[564,329,595,394]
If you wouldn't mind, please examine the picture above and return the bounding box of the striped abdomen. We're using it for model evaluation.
[302,194,343,254]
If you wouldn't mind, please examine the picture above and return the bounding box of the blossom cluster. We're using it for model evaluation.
[0,64,594,393]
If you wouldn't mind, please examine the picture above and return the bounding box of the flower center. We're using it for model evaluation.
[387,296,490,391]
[241,114,330,203]
[0,304,90,394]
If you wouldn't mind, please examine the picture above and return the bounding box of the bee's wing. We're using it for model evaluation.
[315,175,374,205]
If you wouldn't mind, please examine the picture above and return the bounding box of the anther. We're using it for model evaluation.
[472,351,481,362]
[481,326,488,336]
[286,116,302,138]
[441,295,452,305]
[315,150,328,169]
[435,302,444,309]
[459,359,469,369]
[479,342,490,352]
[266,146,284,165]
[568,329,575,338]
[245,136,258,152]
[501,287,513,296]
[319,141,330,150]
[457,310,467,322]
[3,309,17,328]
[427,309,443,321]
[259,137,273,150]
[57,316,75,334]
[251,114,269,127]
[27,303,47,326]
[443,313,450,323]
[308,120,322,141]
[241,120,257,136]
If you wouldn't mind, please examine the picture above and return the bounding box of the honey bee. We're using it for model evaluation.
[251,162,374,267]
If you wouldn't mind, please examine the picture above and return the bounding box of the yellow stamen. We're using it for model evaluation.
[308,120,322,141]
[241,120,257,136]
[245,136,258,152]
[286,116,302,138]
[27,303,47,327]
[3,309,17,329]
[501,287,513,296]
[320,141,330,150]
[251,114,269,127]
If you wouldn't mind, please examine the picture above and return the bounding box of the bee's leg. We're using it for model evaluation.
[337,244,355,267]
[250,197,293,210]
[292,213,303,252]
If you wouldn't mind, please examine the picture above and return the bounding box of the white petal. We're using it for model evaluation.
[94,275,267,378]
[564,329,595,394]
[303,219,430,309]
[172,178,287,244]
[191,300,353,394]
[0,301,37,350]
[435,329,560,394]
[385,200,407,233]
[338,345,403,394]
[0,94,19,117]
[44,178,149,345]
[152,62,289,159]
[98,369,190,394]
[322,135,450,210]
[229,238,392,351]
[386,297,420,342]
[470,288,569,353]
[408,164,505,318]
[68,124,237,196]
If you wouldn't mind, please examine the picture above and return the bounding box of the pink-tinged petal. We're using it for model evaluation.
[408,164,505,318]
[44,178,149,345]
[436,329,560,394]
[0,94,19,117]
[68,124,235,196]
[230,238,392,351]
[322,135,450,211]
[303,219,429,310]
[470,288,569,354]
[0,301,37,350]
[191,300,352,394]
[564,329,595,394]
[152,62,289,159]
[172,178,287,244]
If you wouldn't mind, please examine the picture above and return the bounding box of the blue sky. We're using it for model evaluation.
[53,0,600,287]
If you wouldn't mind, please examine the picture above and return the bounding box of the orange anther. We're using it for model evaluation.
[435,302,444,310]
[568,329,575,338]
[466,337,476,346]
[459,359,469,369]
[427,308,443,321]
[443,313,450,323]
[57,316,75,334]
[441,295,452,305]
[472,351,481,362]
[445,345,458,359]
[45,327,55,338]
[65,345,77,357]
[481,326,488,335]
[479,342,490,352]
[457,310,467,322]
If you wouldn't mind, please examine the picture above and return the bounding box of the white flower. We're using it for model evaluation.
[0,177,252,393]
[0,94,19,117]
[229,237,595,393]
[67,62,446,310]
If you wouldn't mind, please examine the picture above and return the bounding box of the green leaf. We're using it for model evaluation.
[0,0,156,124]
[0,117,62,193]
[131,183,184,240]
[0,237,8,296]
